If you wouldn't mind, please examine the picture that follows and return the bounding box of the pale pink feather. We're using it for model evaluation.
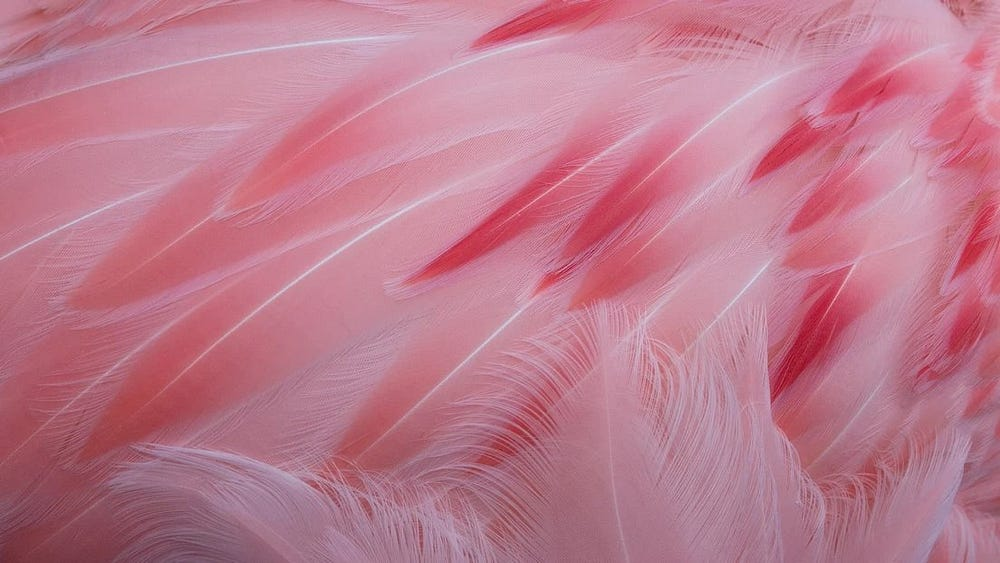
[2,0,1000,561]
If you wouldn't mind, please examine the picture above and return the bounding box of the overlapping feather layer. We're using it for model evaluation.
[1,0,1000,561]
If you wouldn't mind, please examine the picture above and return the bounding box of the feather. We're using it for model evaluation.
[931,504,1000,562]
[105,445,495,562]
[2,0,999,559]
[444,306,817,560]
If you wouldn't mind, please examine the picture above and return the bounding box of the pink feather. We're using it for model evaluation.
[2,0,1000,560]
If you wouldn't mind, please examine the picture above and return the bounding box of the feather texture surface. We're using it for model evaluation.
[2,0,1000,561]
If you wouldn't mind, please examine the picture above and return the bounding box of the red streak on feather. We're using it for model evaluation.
[535,264,573,294]
[947,294,989,357]
[407,139,604,284]
[473,0,606,49]
[559,126,684,261]
[788,159,872,233]
[771,266,869,399]
[570,235,684,307]
[955,198,999,279]
[964,33,990,69]
[223,36,462,215]
[824,42,929,115]
[928,81,976,143]
[751,117,832,181]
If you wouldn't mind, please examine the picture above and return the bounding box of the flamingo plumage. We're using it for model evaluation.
[1,0,1000,561]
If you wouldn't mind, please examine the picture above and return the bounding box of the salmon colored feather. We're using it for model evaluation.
[2,0,1000,561]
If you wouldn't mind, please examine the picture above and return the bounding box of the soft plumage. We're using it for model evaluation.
[1,0,1000,561]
